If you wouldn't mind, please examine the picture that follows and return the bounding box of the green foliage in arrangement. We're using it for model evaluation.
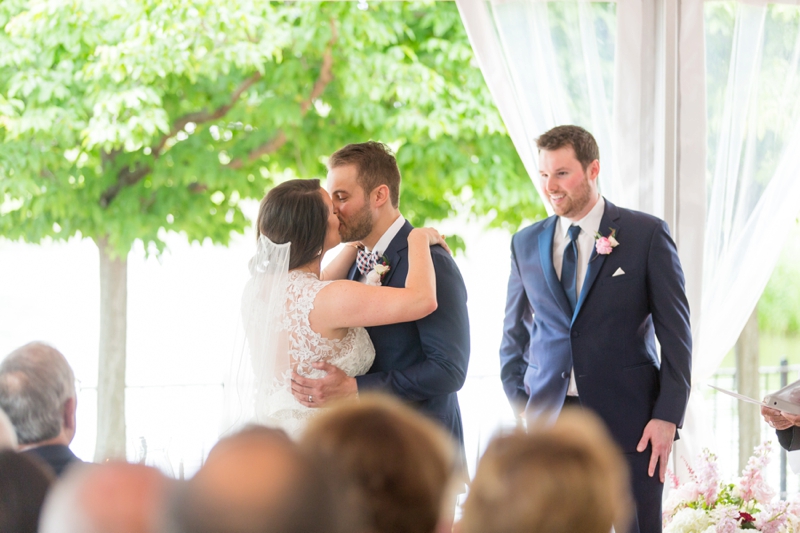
[0,0,544,256]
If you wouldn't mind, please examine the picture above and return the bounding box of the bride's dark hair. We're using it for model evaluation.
[257,179,328,270]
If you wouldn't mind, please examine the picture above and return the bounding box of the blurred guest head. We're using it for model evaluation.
[39,461,173,533]
[0,406,17,450]
[460,409,632,533]
[0,450,55,533]
[0,342,81,476]
[168,425,349,533]
[301,394,458,533]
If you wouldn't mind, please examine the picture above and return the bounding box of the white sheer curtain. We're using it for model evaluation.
[689,0,800,424]
[457,0,658,213]
[670,0,800,478]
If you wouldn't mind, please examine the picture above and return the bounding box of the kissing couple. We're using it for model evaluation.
[226,141,470,459]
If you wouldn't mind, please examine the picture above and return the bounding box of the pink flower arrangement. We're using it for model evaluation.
[663,442,800,533]
[594,228,619,255]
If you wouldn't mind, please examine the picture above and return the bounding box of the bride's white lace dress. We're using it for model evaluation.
[256,270,375,437]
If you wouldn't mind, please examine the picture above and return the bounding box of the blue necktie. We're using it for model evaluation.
[561,225,582,312]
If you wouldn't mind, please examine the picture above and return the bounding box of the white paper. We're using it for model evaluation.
[708,384,768,407]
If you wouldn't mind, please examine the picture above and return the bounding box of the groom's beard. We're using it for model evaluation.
[338,202,373,242]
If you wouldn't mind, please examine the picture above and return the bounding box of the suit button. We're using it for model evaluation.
[561,371,569,379]
[571,331,579,338]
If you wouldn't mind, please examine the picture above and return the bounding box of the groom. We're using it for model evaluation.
[500,126,692,533]
[290,141,470,454]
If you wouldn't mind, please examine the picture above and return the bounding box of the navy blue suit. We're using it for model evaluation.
[500,199,692,533]
[777,427,800,450]
[348,221,470,453]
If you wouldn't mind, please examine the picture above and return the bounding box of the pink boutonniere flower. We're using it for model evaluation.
[594,228,619,255]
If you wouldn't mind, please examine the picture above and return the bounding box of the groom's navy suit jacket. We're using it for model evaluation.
[348,221,470,449]
[500,199,692,453]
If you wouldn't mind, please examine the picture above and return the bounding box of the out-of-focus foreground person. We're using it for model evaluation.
[0,406,17,449]
[39,462,173,533]
[0,450,55,533]
[301,394,459,533]
[0,341,81,476]
[168,426,350,533]
[460,409,632,533]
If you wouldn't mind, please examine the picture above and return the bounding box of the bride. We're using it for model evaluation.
[225,178,446,437]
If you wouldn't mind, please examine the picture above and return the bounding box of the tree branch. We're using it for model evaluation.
[98,19,337,207]
[151,72,263,158]
[99,164,152,208]
[98,72,262,208]
[226,131,287,170]
[227,19,338,170]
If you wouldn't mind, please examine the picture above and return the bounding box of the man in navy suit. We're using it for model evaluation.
[500,126,692,533]
[290,141,470,454]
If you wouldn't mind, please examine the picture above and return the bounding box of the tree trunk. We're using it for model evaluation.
[94,236,128,462]
[736,305,760,473]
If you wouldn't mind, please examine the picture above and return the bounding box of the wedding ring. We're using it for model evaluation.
[308,395,313,403]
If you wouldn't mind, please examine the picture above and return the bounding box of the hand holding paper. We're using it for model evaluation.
[761,405,796,430]
[711,378,800,418]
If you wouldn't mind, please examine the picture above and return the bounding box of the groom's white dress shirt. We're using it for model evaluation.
[553,195,604,396]
[356,214,405,284]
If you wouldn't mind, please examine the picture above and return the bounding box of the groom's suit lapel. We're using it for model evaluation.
[538,217,573,318]
[571,198,621,324]
[377,220,412,287]
[346,260,359,281]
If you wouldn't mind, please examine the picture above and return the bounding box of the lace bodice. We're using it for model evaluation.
[284,271,376,379]
[256,271,375,436]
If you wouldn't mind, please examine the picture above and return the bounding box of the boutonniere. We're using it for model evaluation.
[594,228,619,255]
[366,255,391,286]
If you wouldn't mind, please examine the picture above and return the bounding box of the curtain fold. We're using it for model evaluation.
[458,0,621,210]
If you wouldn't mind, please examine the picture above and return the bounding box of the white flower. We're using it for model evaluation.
[608,235,620,247]
[365,270,382,286]
[373,264,390,276]
[665,508,715,533]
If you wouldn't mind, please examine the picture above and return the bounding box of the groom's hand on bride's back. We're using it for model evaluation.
[291,362,358,408]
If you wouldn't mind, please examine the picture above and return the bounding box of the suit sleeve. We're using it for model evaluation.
[354,250,470,400]
[777,427,800,451]
[646,220,693,427]
[499,235,532,411]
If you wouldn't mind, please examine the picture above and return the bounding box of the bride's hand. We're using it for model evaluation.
[410,227,452,255]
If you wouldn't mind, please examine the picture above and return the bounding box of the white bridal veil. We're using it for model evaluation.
[222,235,293,436]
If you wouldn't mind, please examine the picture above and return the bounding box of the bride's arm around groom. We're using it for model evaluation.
[291,141,470,448]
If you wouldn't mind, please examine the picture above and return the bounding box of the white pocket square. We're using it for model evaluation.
[612,267,625,277]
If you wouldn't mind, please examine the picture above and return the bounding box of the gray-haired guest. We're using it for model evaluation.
[0,342,82,476]
[0,406,17,450]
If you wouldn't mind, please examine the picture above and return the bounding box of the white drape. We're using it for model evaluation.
[457,0,622,212]
[695,1,800,383]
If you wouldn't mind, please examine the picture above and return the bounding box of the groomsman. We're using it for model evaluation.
[500,125,692,533]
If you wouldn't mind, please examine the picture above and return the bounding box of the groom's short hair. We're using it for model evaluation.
[328,142,401,208]
[536,125,600,172]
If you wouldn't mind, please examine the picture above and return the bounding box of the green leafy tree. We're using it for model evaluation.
[0,0,543,459]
